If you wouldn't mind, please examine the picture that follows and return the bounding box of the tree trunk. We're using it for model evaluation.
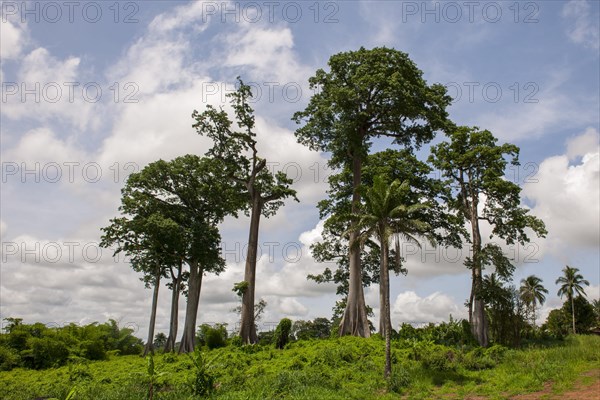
[179,260,204,353]
[240,196,262,344]
[571,295,576,334]
[144,268,161,356]
[469,200,488,347]
[381,236,392,378]
[379,261,385,335]
[339,154,371,337]
[165,261,182,352]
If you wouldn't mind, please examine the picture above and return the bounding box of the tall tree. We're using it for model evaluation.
[309,149,463,331]
[349,175,432,377]
[556,265,590,334]
[429,126,547,346]
[481,274,526,346]
[165,259,184,352]
[193,80,297,344]
[106,155,241,353]
[519,275,548,327]
[101,211,181,356]
[592,299,600,327]
[294,47,452,337]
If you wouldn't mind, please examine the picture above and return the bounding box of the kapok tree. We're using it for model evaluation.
[429,126,547,346]
[192,79,297,344]
[293,47,452,337]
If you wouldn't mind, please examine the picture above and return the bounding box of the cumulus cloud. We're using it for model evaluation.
[392,291,465,325]
[566,127,600,160]
[1,47,101,130]
[3,127,86,165]
[0,17,28,60]
[523,128,600,251]
[562,0,600,50]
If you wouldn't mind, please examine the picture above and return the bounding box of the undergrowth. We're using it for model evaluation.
[0,334,598,400]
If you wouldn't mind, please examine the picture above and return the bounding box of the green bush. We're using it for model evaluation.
[188,349,216,396]
[80,340,107,360]
[462,347,495,371]
[411,342,457,371]
[0,345,20,371]
[197,324,228,349]
[23,337,69,369]
[388,365,412,393]
[274,318,292,349]
[485,344,508,362]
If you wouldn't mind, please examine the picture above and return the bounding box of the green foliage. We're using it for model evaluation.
[542,296,596,337]
[274,318,293,349]
[197,324,228,350]
[396,319,476,347]
[23,337,70,369]
[543,309,571,339]
[0,345,20,371]
[292,318,332,341]
[462,347,496,371]
[419,344,457,372]
[1,334,599,399]
[80,340,107,361]
[0,319,142,371]
[187,349,216,397]
[232,281,249,298]
[387,365,412,393]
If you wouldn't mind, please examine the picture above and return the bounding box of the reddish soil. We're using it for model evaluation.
[510,370,600,400]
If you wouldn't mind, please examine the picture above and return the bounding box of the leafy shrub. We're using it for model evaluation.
[388,366,412,393]
[411,342,457,371]
[0,345,20,371]
[205,328,226,349]
[485,344,507,362]
[188,349,216,396]
[197,323,227,349]
[257,330,274,346]
[67,360,93,382]
[230,335,243,347]
[397,318,476,346]
[23,337,69,369]
[80,340,106,360]
[462,347,495,371]
[292,318,332,340]
[274,318,292,349]
[161,352,177,363]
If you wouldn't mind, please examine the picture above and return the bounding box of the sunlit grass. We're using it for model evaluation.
[1,335,598,400]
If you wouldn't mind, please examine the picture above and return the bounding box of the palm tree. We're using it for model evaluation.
[349,175,431,378]
[592,299,600,327]
[556,266,589,334]
[519,275,548,327]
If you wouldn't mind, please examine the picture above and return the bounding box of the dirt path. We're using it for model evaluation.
[510,370,600,400]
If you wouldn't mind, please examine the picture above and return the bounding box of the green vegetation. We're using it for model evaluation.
[0,318,142,371]
[4,47,596,398]
[1,333,598,400]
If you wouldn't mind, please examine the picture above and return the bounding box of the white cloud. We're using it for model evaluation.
[147,1,213,35]
[523,129,600,251]
[0,220,6,238]
[2,127,85,165]
[0,18,28,59]
[278,297,309,317]
[222,25,304,82]
[1,47,100,130]
[392,291,465,325]
[566,127,600,160]
[562,0,600,50]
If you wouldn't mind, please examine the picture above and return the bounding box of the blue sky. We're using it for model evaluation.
[1,0,598,337]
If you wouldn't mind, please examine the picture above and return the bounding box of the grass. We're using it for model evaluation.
[0,335,598,400]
